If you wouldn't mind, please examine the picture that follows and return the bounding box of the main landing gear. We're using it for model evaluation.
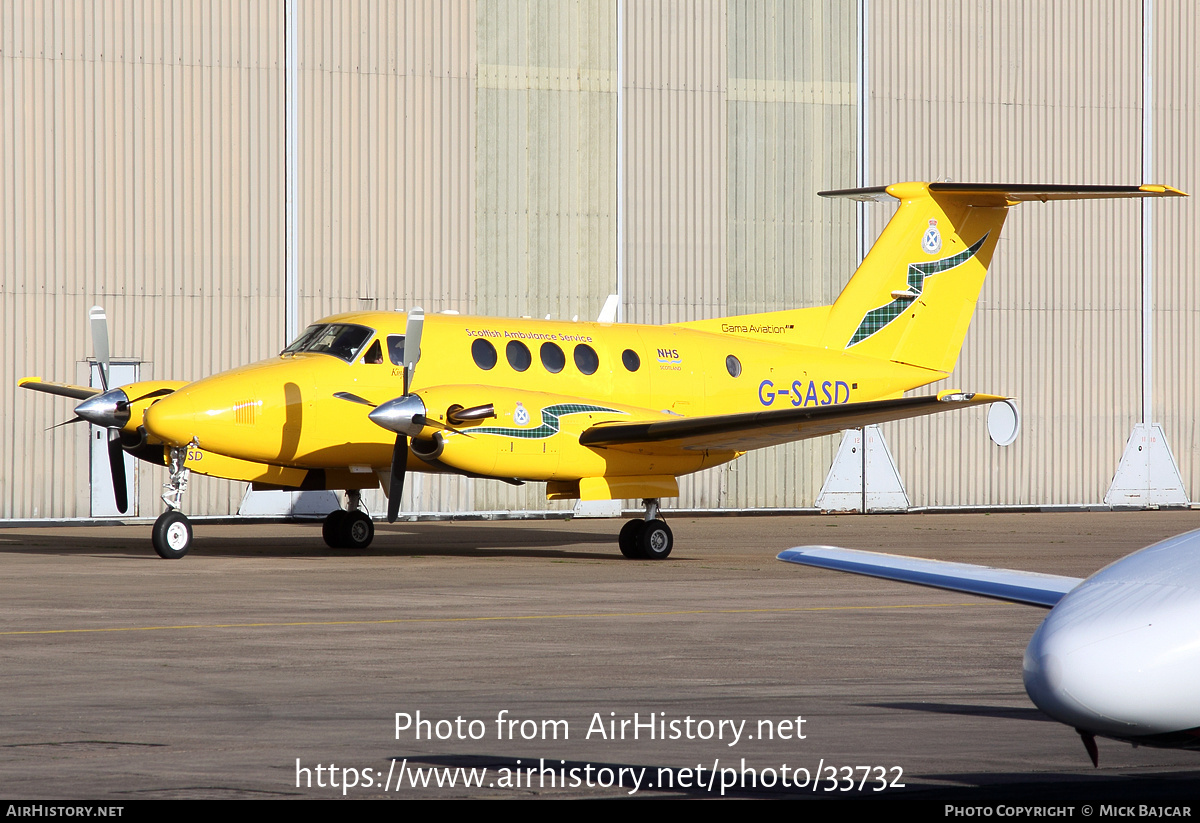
[152,445,194,559]
[617,498,673,560]
[322,490,375,550]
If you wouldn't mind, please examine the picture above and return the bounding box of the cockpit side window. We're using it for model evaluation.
[281,323,374,363]
[362,340,384,365]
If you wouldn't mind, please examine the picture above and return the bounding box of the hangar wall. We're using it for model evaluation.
[870,0,1199,507]
[2,0,1196,519]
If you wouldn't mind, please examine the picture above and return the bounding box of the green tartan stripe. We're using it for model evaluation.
[848,234,988,347]
[473,403,624,439]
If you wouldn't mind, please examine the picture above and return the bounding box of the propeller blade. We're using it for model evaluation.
[107,431,129,514]
[402,307,424,393]
[126,387,176,404]
[388,435,407,523]
[334,391,376,407]
[45,416,87,432]
[89,306,111,392]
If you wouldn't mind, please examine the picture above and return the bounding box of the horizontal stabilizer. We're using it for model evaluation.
[777,546,1082,608]
[579,391,1003,453]
[19,377,100,401]
[820,183,1187,203]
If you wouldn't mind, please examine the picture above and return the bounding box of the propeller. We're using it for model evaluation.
[331,309,425,523]
[387,308,423,523]
[79,305,128,513]
[335,308,497,523]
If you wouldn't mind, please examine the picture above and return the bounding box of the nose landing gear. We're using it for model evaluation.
[152,445,193,559]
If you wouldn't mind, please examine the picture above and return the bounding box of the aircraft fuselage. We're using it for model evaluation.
[140,310,942,488]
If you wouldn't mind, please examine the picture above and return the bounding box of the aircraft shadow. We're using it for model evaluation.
[0,523,629,561]
[867,701,1057,724]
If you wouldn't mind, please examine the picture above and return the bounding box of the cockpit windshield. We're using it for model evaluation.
[282,324,374,363]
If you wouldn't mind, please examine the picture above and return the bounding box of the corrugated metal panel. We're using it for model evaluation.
[474,0,617,323]
[716,0,857,509]
[1152,0,1200,500]
[869,0,1153,507]
[3,0,283,518]
[624,0,727,327]
[295,0,475,327]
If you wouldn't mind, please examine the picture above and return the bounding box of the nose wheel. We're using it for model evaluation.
[617,499,673,560]
[152,509,193,559]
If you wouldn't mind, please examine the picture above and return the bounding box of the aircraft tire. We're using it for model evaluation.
[340,510,375,550]
[322,510,348,548]
[638,520,673,560]
[618,519,644,558]
[152,510,193,559]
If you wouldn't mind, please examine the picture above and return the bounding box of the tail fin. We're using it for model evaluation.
[819,182,1185,374]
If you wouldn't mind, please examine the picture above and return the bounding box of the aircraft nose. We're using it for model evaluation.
[142,389,200,447]
[1023,581,1200,739]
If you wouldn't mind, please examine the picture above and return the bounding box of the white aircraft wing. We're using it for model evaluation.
[777,546,1083,609]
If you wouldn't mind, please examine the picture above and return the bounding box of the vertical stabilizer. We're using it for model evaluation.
[819,182,1006,374]
[819,183,1185,375]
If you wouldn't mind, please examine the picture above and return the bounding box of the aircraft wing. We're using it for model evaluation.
[578,391,1002,453]
[777,546,1082,608]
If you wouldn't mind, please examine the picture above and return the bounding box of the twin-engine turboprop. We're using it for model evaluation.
[20,183,1184,559]
[779,529,1200,763]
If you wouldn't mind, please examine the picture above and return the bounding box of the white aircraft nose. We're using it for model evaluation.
[1023,579,1200,740]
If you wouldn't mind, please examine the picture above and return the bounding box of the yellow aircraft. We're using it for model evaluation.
[21,182,1184,560]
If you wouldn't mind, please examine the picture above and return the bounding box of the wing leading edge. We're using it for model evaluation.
[579,391,1004,453]
[777,546,1082,608]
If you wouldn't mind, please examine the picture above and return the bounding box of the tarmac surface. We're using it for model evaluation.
[3,509,1200,801]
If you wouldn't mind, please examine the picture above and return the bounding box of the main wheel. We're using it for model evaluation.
[152,510,193,559]
[618,519,644,558]
[637,520,673,560]
[322,510,348,548]
[339,510,375,550]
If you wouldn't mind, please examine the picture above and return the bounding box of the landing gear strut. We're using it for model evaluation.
[617,498,673,560]
[322,490,375,550]
[152,445,193,559]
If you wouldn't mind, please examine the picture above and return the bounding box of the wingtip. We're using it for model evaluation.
[1141,184,1188,197]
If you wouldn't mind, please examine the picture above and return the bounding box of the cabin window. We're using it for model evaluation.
[540,342,565,373]
[622,349,640,372]
[507,340,532,372]
[472,338,498,370]
[726,354,742,377]
[574,344,599,375]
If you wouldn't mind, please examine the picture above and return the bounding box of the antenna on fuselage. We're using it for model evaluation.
[596,294,619,323]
